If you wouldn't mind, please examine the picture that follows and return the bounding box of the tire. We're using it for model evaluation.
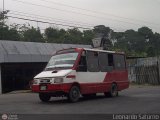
[67,86,80,102]
[104,83,118,97]
[39,93,51,102]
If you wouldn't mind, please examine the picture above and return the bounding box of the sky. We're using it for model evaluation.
[0,0,160,33]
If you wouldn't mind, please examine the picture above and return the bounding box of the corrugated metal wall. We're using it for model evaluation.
[0,40,91,93]
[127,57,160,85]
[0,40,91,63]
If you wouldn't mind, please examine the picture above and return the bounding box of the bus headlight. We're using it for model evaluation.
[54,78,63,83]
[33,79,38,84]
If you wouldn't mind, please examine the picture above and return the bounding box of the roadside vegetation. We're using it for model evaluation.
[1,11,160,57]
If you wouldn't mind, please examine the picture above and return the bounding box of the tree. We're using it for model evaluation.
[138,26,153,39]
[113,29,147,57]
[0,10,9,40]
[64,28,83,44]
[0,10,9,26]
[8,27,20,41]
[146,46,156,57]
[23,27,44,42]
[113,31,129,54]
[147,32,160,56]
[0,10,20,41]
[82,30,94,45]
[1,11,160,58]
[44,27,66,43]
[45,27,60,43]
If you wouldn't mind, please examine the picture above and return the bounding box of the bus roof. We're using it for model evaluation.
[83,48,114,53]
[83,48,125,54]
[56,48,125,55]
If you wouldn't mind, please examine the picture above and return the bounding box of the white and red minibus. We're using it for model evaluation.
[31,48,129,102]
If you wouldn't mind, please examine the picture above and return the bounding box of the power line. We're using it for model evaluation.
[8,10,127,32]
[39,0,160,26]
[6,0,160,32]
[9,13,94,28]
[7,15,92,29]
[10,13,94,27]
[11,0,153,27]
[8,10,95,27]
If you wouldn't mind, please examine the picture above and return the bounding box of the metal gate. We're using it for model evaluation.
[127,57,160,85]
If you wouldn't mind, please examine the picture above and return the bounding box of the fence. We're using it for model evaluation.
[127,57,160,85]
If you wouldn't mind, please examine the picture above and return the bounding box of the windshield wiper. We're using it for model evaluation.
[45,66,71,71]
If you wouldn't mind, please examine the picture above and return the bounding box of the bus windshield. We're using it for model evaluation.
[45,52,79,70]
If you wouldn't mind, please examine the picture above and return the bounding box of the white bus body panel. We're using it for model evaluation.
[34,69,106,84]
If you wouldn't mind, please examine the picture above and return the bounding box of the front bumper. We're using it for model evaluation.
[31,83,72,93]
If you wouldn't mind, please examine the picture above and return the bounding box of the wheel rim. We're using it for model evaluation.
[71,88,79,99]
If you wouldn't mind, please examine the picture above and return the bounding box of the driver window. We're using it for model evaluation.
[77,51,87,72]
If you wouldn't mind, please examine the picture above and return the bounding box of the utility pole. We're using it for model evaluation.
[2,0,5,39]
[3,0,4,11]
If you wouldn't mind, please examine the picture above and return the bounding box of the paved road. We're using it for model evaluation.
[0,85,160,114]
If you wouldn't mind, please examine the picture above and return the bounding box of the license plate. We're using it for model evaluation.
[40,86,47,90]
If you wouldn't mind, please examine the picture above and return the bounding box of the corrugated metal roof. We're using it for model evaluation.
[0,40,91,63]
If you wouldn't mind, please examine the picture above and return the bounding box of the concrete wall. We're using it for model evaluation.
[0,65,2,94]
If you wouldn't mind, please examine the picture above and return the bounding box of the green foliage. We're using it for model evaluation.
[0,10,9,26]
[44,27,83,44]
[138,26,153,38]
[0,10,20,41]
[44,27,62,43]
[0,25,21,41]
[83,30,94,45]
[1,11,160,57]
[65,28,83,44]
[114,28,155,57]
[22,27,44,42]
[146,46,156,57]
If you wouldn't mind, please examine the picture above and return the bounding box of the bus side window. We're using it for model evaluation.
[108,54,114,66]
[99,53,113,72]
[99,52,108,72]
[114,54,126,70]
[86,51,99,72]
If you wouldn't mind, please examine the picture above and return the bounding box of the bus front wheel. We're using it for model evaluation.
[67,86,80,102]
[39,93,51,102]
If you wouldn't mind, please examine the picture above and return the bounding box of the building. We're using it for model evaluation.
[0,40,90,94]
